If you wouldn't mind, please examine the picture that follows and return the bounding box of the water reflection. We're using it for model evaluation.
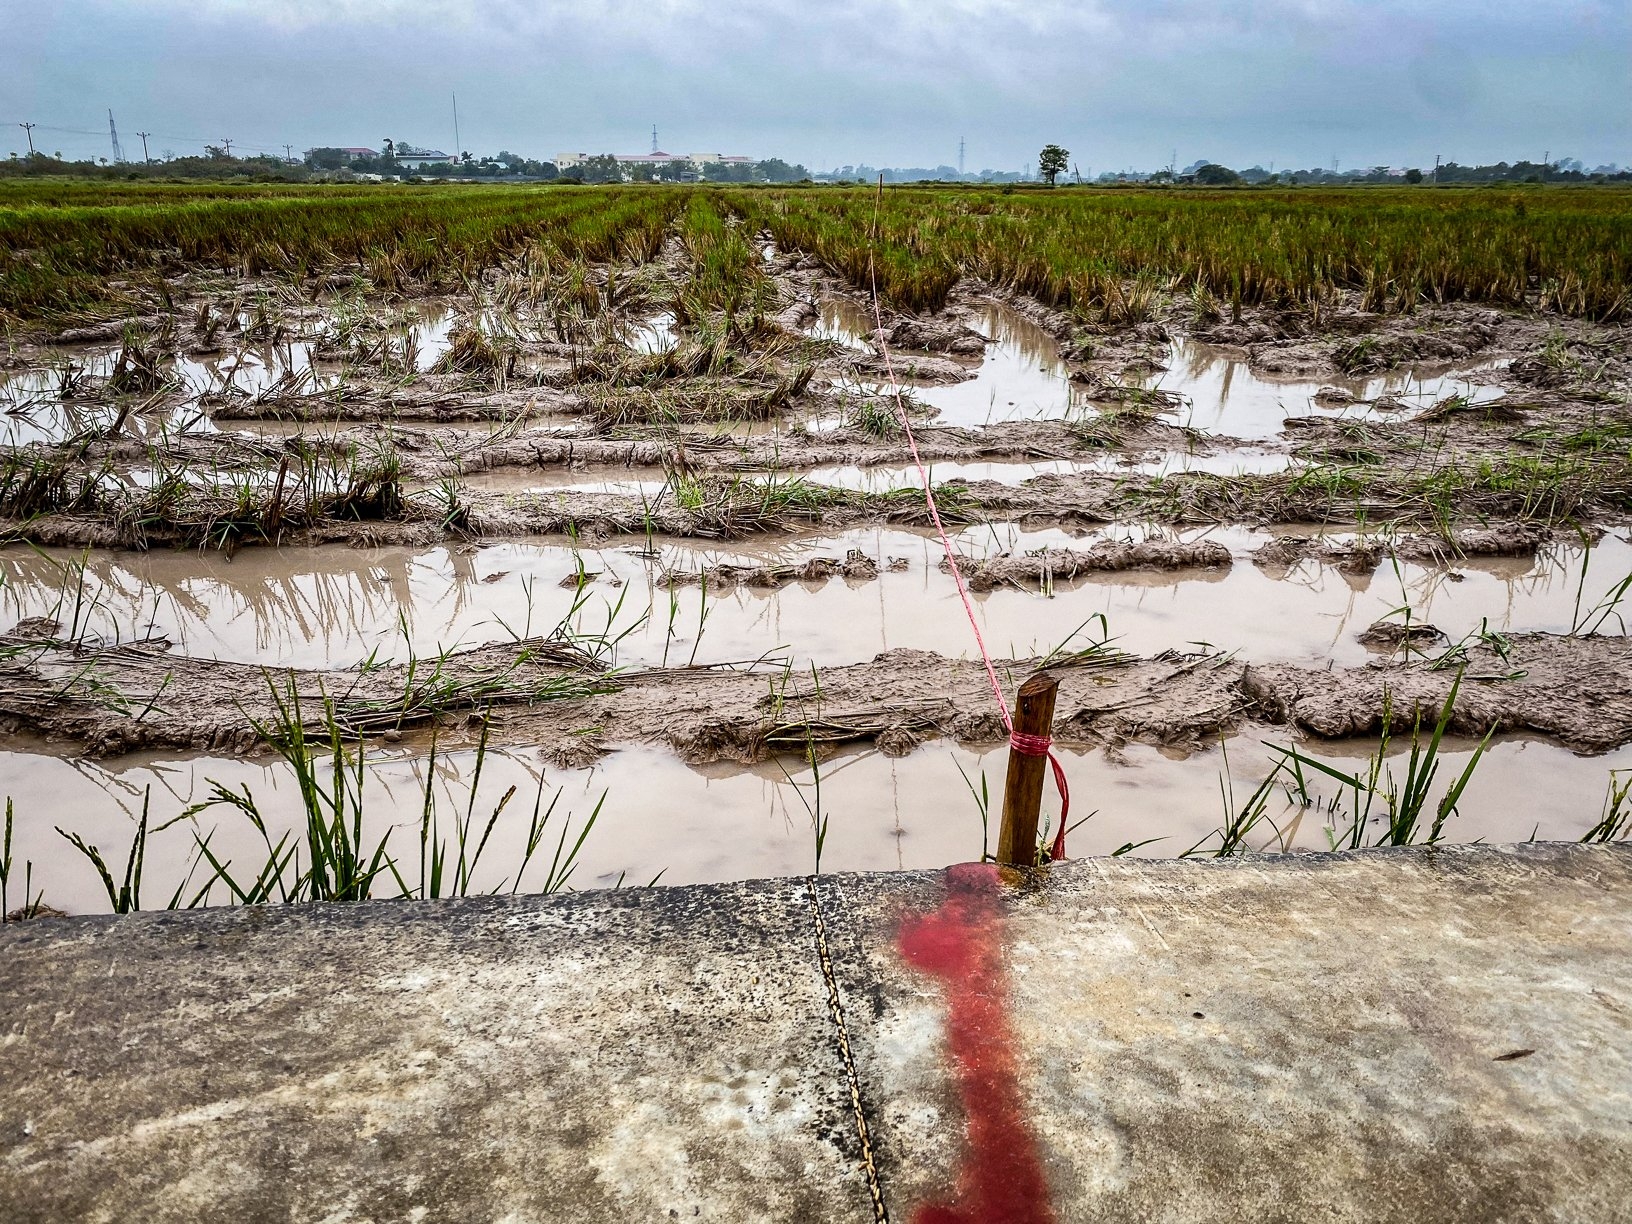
[4,730,1624,915]
[2,525,1625,673]
[1136,339,1509,440]
[812,299,1508,438]
[0,306,459,446]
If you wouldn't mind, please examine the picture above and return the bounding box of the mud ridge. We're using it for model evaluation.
[1254,524,1557,575]
[942,541,1233,591]
[3,630,1628,762]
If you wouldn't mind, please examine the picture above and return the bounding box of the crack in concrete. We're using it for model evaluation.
[808,876,891,1223]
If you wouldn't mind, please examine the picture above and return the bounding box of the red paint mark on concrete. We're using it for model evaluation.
[897,862,1055,1224]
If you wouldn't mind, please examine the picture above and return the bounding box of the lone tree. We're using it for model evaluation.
[1038,144,1069,186]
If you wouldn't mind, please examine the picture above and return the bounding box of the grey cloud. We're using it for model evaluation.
[3,0,1626,171]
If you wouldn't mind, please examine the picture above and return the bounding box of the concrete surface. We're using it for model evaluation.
[2,843,1631,1222]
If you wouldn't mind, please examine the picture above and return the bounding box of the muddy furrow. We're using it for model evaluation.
[7,421,1630,551]
[3,631,1629,761]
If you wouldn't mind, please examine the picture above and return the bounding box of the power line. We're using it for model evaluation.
[1,118,290,156]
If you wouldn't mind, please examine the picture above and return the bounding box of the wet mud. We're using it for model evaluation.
[5,620,1629,762]
[3,216,1630,909]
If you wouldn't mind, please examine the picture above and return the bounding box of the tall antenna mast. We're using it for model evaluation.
[958,136,965,176]
[452,93,461,162]
[652,125,659,155]
[108,110,124,163]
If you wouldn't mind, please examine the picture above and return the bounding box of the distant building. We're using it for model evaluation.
[394,147,454,169]
[303,147,378,163]
[555,150,753,170]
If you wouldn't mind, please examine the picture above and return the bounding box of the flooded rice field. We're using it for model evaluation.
[3,205,1629,918]
[5,729,1624,916]
[831,303,1509,436]
[0,305,462,446]
[6,526,1629,672]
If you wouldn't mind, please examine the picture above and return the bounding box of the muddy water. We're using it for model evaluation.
[630,312,677,354]
[811,300,876,351]
[800,450,1297,485]
[1135,340,1510,441]
[0,307,459,446]
[458,450,1296,501]
[896,308,1092,427]
[816,301,1508,437]
[4,526,1628,672]
[3,729,1622,915]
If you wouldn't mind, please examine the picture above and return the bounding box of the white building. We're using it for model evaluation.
[395,148,454,169]
[555,150,752,171]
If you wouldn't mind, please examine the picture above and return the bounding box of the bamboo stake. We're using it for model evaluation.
[996,671,1059,867]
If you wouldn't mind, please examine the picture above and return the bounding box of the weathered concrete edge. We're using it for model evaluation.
[5,840,1625,943]
[4,842,1630,1224]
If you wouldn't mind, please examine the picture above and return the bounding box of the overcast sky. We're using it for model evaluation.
[5,0,1628,172]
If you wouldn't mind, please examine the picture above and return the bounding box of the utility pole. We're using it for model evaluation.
[137,132,152,164]
[19,122,36,155]
[452,93,461,162]
[283,143,294,163]
[220,138,233,157]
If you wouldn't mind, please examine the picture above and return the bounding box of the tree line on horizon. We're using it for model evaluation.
[3,144,1627,188]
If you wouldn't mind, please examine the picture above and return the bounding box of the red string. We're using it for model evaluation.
[864,180,1071,861]
[1008,732,1072,861]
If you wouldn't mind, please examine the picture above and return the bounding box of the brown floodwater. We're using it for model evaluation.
[2,729,1623,916]
[814,302,1508,437]
[3,525,1627,672]
[458,448,1297,500]
[0,306,460,446]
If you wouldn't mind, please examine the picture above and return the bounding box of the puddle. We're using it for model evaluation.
[1134,339,1510,441]
[3,729,1622,915]
[898,308,1094,428]
[810,300,876,351]
[630,312,677,355]
[0,394,211,448]
[816,301,1510,439]
[3,525,1628,673]
[0,307,460,446]
[800,450,1294,488]
[460,466,671,498]
[401,307,458,369]
[457,450,1295,501]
